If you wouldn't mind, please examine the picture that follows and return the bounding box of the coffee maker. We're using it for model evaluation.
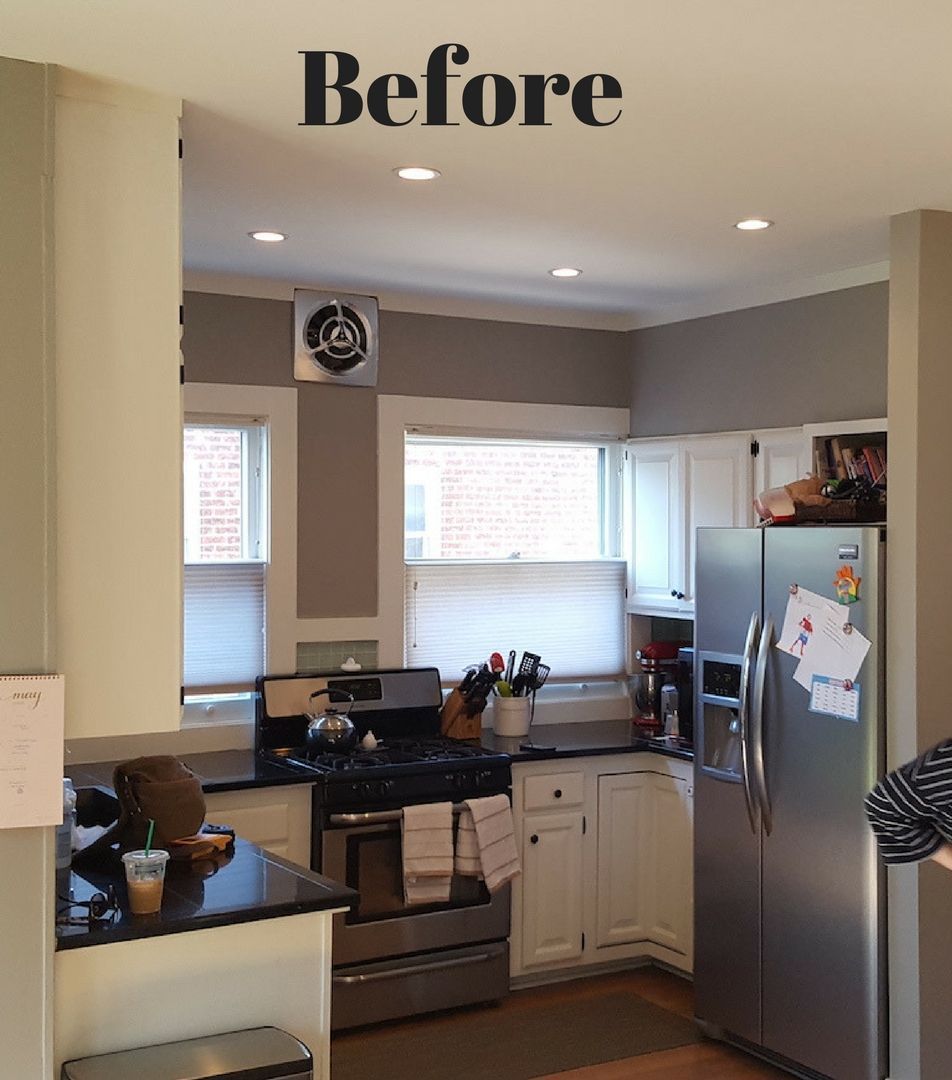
[629,641,680,734]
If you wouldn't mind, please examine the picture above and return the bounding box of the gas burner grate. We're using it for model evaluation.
[306,738,489,770]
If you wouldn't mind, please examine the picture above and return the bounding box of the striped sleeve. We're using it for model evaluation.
[864,739,952,865]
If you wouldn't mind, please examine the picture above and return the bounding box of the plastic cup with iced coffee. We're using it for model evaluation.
[121,849,170,915]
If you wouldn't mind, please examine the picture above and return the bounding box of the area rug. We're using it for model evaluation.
[331,990,701,1080]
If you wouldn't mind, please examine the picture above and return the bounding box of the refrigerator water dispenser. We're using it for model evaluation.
[698,655,744,778]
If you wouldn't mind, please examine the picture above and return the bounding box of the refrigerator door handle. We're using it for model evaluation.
[751,615,774,835]
[738,610,760,833]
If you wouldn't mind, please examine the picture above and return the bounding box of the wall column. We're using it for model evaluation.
[886,209,952,1078]
[0,55,56,1079]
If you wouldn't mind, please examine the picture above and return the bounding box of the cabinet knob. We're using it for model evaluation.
[670,589,685,600]
[553,789,562,799]
[530,834,539,845]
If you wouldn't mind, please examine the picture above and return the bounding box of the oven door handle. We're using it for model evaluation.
[333,951,496,985]
[329,804,470,826]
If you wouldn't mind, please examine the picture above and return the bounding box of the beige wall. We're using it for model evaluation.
[0,55,55,1079]
[887,209,952,1079]
[182,292,630,618]
[628,283,888,437]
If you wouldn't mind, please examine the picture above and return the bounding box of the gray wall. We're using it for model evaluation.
[628,282,889,436]
[0,55,55,1079]
[182,292,629,618]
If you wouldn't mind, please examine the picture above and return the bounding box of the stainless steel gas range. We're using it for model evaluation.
[255,668,512,1030]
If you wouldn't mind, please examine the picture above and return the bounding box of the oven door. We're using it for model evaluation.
[322,805,511,966]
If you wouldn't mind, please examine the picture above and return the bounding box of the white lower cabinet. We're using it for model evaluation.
[646,773,694,957]
[521,811,585,967]
[204,784,313,868]
[511,754,693,982]
[595,772,652,947]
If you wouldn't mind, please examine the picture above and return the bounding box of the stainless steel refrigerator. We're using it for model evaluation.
[694,525,886,1080]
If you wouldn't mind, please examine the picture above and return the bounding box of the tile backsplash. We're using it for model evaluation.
[296,639,379,673]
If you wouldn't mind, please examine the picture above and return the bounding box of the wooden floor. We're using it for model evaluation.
[338,967,790,1079]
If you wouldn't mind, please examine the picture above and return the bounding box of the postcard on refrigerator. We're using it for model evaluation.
[776,586,840,663]
[0,675,65,829]
[792,609,872,691]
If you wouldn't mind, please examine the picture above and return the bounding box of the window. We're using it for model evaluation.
[183,417,268,699]
[404,435,625,682]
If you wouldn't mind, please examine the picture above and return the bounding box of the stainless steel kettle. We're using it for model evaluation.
[305,689,357,755]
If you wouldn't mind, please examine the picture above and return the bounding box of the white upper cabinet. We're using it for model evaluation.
[627,440,683,613]
[55,71,183,737]
[753,427,812,495]
[681,434,752,606]
[627,433,750,614]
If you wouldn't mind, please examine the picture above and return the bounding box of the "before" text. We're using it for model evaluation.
[301,43,623,127]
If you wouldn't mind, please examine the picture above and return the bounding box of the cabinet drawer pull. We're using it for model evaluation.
[554,789,562,799]
[530,834,539,844]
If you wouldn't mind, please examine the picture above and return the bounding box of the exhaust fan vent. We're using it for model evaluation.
[293,290,378,386]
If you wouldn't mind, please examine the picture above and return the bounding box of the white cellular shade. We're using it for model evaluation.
[184,562,266,694]
[405,560,626,682]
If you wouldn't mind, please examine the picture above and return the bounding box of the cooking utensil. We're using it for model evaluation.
[305,688,357,755]
[511,673,530,697]
[531,663,550,692]
[489,652,506,674]
[523,661,551,727]
[504,650,516,684]
[518,651,541,679]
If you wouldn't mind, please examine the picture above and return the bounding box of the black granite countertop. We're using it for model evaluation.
[481,720,694,763]
[55,838,356,951]
[69,733,692,796]
[67,749,311,794]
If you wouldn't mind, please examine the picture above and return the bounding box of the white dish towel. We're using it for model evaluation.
[401,801,454,905]
[455,794,521,894]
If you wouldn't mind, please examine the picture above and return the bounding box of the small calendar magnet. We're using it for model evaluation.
[809,675,861,722]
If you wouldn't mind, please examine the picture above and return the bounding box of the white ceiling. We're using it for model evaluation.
[4,1,951,328]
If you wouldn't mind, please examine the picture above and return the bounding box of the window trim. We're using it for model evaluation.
[377,396,630,674]
[182,383,297,728]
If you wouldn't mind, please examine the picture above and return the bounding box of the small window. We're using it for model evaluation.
[183,418,268,700]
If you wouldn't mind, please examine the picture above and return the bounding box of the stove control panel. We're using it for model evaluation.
[449,769,498,792]
[319,761,513,811]
[348,779,394,800]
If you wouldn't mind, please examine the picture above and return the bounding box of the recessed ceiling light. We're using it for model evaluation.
[248,230,287,243]
[394,166,441,181]
[734,218,774,231]
[549,267,582,278]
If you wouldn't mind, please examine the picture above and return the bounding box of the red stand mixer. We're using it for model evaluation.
[629,641,681,735]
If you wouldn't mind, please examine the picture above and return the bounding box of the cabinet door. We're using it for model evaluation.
[682,434,752,606]
[521,811,585,967]
[627,440,683,612]
[646,774,694,958]
[754,428,811,495]
[204,785,312,867]
[595,773,652,948]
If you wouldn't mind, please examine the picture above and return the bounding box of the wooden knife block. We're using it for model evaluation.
[440,688,483,741]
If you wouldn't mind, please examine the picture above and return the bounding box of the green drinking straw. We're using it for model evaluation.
[144,818,155,857]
